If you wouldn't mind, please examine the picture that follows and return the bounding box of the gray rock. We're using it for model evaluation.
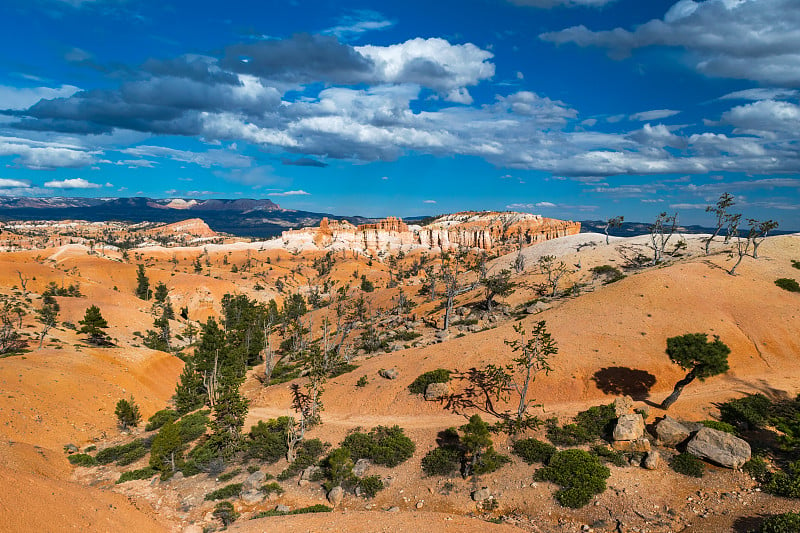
[327,486,344,506]
[425,382,450,401]
[471,488,491,502]
[435,330,450,340]
[64,444,78,454]
[171,471,184,482]
[389,343,404,352]
[240,490,264,504]
[686,427,751,469]
[655,416,691,446]
[643,451,661,470]
[468,324,481,333]
[243,470,266,491]
[274,504,290,513]
[353,458,371,477]
[301,465,322,481]
[613,413,645,441]
[386,506,400,513]
[525,302,549,314]
[614,396,635,417]
[456,307,470,317]
[379,368,399,380]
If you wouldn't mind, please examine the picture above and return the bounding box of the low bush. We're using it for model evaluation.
[421,446,462,476]
[775,278,800,292]
[117,467,157,484]
[68,453,97,467]
[408,369,451,395]
[718,394,772,430]
[341,426,415,467]
[590,444,627,467]
[277,438,328,480]
[669,453,705,478]
[700,420,737,434]
[512,438,556,464]
[217,468,241,482]
[591,265,626,284]
[535,449,610,508]
[145,409,178,432]
[764,460,800,498]
[758,512,800,533]
[251,505,332,519]
[357,475,384,498]
[546,404,615,446]
[246,418,289,463]
[204,483,243,501]
[474,449,511,475]
[213,501,239,527]
[95,439,149,465]
[743,456,771,484]
[261,482,284,496]
[329,363,359,378]
[322,447,356,492]
[117,445,148,466]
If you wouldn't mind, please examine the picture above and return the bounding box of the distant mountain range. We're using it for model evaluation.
[0,197,373,238]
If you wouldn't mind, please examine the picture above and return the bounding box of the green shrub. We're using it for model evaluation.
[246,418,290,463]
[175,410,210,443]
[546,404,615,446]
[591,265,626,284]
[512,438,556,464]
[590,444,627,467]
[775,278,800,292]
[408,369,451,395]
[358,475,384,498]
[535,449,610,508]
[759,512,800,533]
[213,501,239,526]
[115,397,141,430]
[68,453,97,467]
[341,426,415,467]
[764,460,800,498]
[277,438,328,480]
[205,483,243,501]
[356,376,368,388]
[329,363,359,378]
[322,447,356,491]
[718,394,772,430]
[95,439,148,465]
[252,504,333,519]
[261,481,284,496]
[474,449,511,475]
[669,453,705,478]
[421,446,462,476]
[700,420,737,434]
[743,456,771,484]
[117,467,157,484]
[146,409,178,431]
[217,468,241,482]
[117,445,148,466]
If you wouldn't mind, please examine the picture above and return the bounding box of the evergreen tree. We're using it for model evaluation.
[661,333,730,409]
[150,420,183,476]
[79,305,111,345]
[209,380,249,458]
[173,357,204,415]
[115,397,141,430]
[135,264,150,300]
[153,282,169,304]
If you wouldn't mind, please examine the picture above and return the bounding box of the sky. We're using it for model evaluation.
[0,0,799,227]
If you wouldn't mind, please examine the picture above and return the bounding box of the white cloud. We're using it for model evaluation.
[629,109,680,121]
[0,178,30,188]
[268,190,311,197]
[509,0,617,7]
[423,199,437,204]
[719,100,800,138]
[719,88,799,101]
[540,0,800,86]
[536,201,557,207]
[0,84,80,110]
[0,136,97,169]
[324,10,394,40]
[121,145,251,168]
[44,178,102,189]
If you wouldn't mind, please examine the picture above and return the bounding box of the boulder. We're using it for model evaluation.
[655,416,691,446]
[471,488,491,502]
[275,504,290,513]
[612,438,651,453]
[301,465,322,481]
[240,490,264,504]
[425,382,450,401]
[643,451,661,470]
[379,368,399,380]
[614,396,634,417]
[64,444,79,454]
[243,470,266,491]
[327,486,344,506]
[353,458,371,477]
[613,414,645,441]
[686,427,751,469]
[435,330,450,341]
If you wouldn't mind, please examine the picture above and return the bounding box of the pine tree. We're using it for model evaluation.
[209,379,249,458]
[79,305,110,345]
[135,264,150,300]
[173,357,204,415]
[153,282,169,304]
[115,397,141,430]
[150,419,183,476]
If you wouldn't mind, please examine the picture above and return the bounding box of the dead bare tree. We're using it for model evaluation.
[16,271,29,297]
[727,215,748,276]
[37,304,58,349]
[604,216,624,245]
[648,212,678,265]
[537,255,573,297]
[704,193,734,255]
[749,218,779,259]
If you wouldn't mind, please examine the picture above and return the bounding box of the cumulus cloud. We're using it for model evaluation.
[44,178,102,189]
[719,100,800,138]
[0,178,31,188]
[0,136,97,169]
[540,0,800,86]
[0,84,80,110]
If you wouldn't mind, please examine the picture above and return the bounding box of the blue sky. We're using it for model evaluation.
[1,0,799,227]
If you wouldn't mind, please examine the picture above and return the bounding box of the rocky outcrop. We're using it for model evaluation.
[279,211,581,254]
[614,414,645,441]
[425,382,450,401]
[686,427,751,469]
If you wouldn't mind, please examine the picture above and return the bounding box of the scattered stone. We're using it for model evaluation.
[243,470,266,491]
[425,382,450,401]
[643,451,661,470]
[171,471,184,481]
[301,465,322,481]
[612,438,651,453]
[327,486,344,506]
[379,368,399,380]
[655,416,691,446]
[472,488,491,502]
[275,504,290,513]
[468,324,481,333]
[614,396,635,417]
[416,501,424,509]
[64,444,78,454]
[525,302,549,314]
[686,427,751,469]
[386,506,400,513]
[636,405,651,420]
[353,458,371,477]
[389,343,404,352]
[435,330,450,341]
[613,413,645,441]
[240,490,264,504]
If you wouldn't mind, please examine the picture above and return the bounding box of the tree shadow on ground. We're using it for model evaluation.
[592,367,657,401]
[731,515,765,533]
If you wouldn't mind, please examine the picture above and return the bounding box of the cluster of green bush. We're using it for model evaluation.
[277,439,328,481]
[534,449,611,508]
[408,369,451,395]
[422,416,509,478]
[545,404,616,446]
[590,265,626,284]
[96,438,150,466]
[251,504,332,519]
[341,425,415,467]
